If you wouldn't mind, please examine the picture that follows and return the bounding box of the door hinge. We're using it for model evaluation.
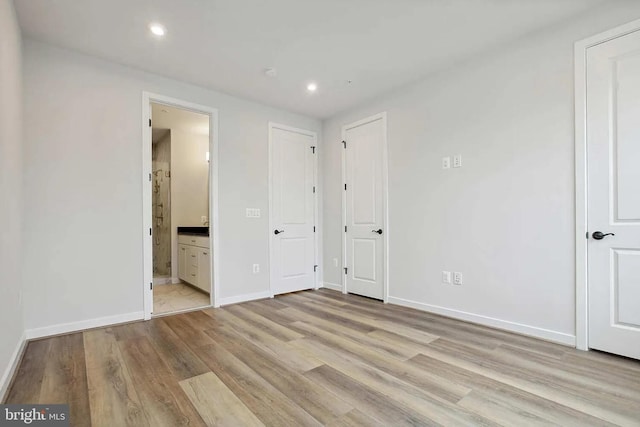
[310,146,316,154]
[149,173,152,182]
[345,225,347,232]
[314,265,318,272]
[313,186,316,193]
[344,267,348,275]
[149,118,152,127]
[586,231,589,239]
[313,226,316,232]
[150,282,153,290]
[149,228,152,236]
[342,140,346,149]
[344,183,347,191]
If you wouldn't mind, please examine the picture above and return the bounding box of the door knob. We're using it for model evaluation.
[274,229,285,235]
[592,231,615,240]
[371,229,383,235]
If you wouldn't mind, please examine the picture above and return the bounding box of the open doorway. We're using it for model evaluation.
[142,94,219,318]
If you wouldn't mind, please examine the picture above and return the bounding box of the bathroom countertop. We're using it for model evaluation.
[177,226,209,236]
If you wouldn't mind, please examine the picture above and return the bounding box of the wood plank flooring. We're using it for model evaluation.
[4,289,640,426]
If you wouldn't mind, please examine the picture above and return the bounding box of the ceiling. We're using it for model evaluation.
[151,103,209,143]
[16,0,609,119]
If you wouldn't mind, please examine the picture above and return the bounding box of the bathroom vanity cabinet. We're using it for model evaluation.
[177,233,211,293]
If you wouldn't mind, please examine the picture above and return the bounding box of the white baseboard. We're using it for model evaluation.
[218,291,272,307]
[0,332,26,402]
[25,311,145,340]
[320,282,342,291]
[388,296,576,347]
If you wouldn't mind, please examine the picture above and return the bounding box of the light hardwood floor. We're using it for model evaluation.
[5,289,640,426]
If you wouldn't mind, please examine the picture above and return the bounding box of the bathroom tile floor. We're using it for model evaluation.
[153,282,210,315]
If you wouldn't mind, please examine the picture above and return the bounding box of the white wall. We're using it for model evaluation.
[0,0,25,397]
[322,4,640,344]
[170,128,209,279]
[22,40,321,331]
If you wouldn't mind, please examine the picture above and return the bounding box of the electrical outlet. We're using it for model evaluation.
[333,258,339,267]
[252,264,260,274]
[453,154,462,168]
[453,272,463,285]
[442,156,451,169]
[442,271,452,284]
[201,215,207,225]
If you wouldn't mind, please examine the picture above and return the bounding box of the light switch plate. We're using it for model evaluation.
[252,264,260,274]
[442,271,452,284]
[246,208,261,218]
[453,154,462,168]
[442,157,451,169]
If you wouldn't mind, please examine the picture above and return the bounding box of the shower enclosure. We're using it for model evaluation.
[152,131,172,278]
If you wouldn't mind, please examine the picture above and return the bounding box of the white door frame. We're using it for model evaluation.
[268,122,320,297]
[142,92,220,319]
[574,18,640,350]
[341,112,389,303]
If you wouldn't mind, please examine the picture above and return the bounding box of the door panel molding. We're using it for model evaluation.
[575,19,640,352]
[341,112,389,302]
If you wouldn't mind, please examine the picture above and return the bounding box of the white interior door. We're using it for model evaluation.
[144,102,154,318]
[587,30,640,360]
[343,114,387,300]
[270,124,317,296]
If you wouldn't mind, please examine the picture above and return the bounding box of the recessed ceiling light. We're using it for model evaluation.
[307,82,318,93]
[264,67,277,78]
[149,23,166,37]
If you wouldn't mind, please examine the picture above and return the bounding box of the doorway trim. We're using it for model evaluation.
[142,92,220,319]
[267,122,319,297]
[574,18,640,350]
[340,112,389,303]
